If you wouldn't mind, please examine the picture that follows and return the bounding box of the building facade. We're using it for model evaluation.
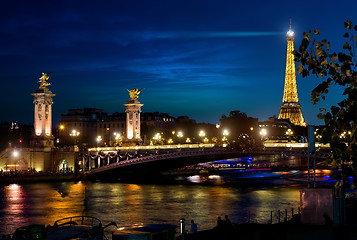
[58,108,177,147]
[59,108,107,147]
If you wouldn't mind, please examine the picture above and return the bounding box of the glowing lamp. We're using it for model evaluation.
[287,30,294,37]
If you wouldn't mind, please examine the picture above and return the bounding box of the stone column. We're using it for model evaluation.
[124,100,143,141]
[123,88,144,146]
[30,73,55,149]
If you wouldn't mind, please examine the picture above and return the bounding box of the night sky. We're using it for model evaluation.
[1,0,356,127]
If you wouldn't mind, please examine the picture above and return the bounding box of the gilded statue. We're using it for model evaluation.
[38,72,51,90]
[128,88,143,100]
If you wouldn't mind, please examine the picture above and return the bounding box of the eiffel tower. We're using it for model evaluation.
[278,21,306,126]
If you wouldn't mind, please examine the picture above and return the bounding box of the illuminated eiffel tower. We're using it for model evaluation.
[278,21,306,126]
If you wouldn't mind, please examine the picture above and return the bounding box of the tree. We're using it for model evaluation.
[219,110,259,148]
[293,20,357,188]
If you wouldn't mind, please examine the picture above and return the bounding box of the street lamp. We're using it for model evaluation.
[153,133,162,145]
[223,129,229,136]
[113,132,122,146]
[70,130,80,145]
[13,150,19,157]
[199,130,206,143]
[12,150,20,171]
[286,129,293,143]
[260,129,267,140]
[221,129,229,147]
[177,131,183,138]
[177,131,183,143]
[96,136,102,146]
[56,124,65,146]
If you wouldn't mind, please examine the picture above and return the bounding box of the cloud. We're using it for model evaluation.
[138,31,283,40]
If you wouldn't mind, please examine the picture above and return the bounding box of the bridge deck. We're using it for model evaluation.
[85,147,331,180]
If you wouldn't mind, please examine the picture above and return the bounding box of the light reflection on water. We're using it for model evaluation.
[0,182,300,235]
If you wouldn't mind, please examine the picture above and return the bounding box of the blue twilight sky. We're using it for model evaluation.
[1,0,356,126]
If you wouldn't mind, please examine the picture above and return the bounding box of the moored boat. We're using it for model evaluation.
[1,216,117,240]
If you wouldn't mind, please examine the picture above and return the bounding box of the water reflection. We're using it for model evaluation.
[45,182,87,224]
[0,182,300,235]
[2,184,27,234]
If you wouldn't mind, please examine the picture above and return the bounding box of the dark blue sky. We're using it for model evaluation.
[1,0,356,126]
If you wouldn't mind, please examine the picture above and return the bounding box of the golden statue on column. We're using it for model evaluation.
[127,88,144,100]
[38,72,51,90]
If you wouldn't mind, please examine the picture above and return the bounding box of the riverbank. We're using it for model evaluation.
[0,173,77,184]
[180,197,357,240]
[181,223,357,240]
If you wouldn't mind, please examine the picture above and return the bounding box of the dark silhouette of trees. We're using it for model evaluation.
[219,111,259,149]
[293,20,357,188]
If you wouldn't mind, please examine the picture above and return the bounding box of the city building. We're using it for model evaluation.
[141,112,176,133]
[97,112,126,146]
[259,116,307,142]
[58,109,177,147]
[0,122,32,151]
[59,108,108,147]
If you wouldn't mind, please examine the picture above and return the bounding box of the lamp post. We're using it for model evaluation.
[223,129,229,136]
[177,131,183,143]
[153,133,162,145]
[113,132,122,146]
[199,130,205,143]
[57,124,65,146]
[13,150,19,172]
[96,136,102,147]
[286,129,293,143]
[260,129,267,141]
[222,129,229,147]
[70,130,80,145]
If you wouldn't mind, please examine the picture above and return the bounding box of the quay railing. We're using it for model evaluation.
[247,207,301,224]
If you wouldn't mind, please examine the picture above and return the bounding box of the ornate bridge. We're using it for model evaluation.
[82,146,331,181]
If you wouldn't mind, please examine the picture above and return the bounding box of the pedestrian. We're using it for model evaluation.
[217,216,224,227]
[224,215,232,228]
[190,220,197,233]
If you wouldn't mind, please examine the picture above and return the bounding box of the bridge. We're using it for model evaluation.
[82,144,331,181]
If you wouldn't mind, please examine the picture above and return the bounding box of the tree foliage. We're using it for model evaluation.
[293,20,357,188]
[220,111,257,137]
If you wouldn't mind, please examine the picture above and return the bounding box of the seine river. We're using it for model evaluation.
[0,180,301,235]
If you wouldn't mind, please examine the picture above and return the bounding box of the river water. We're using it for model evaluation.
[0,180,301,235]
